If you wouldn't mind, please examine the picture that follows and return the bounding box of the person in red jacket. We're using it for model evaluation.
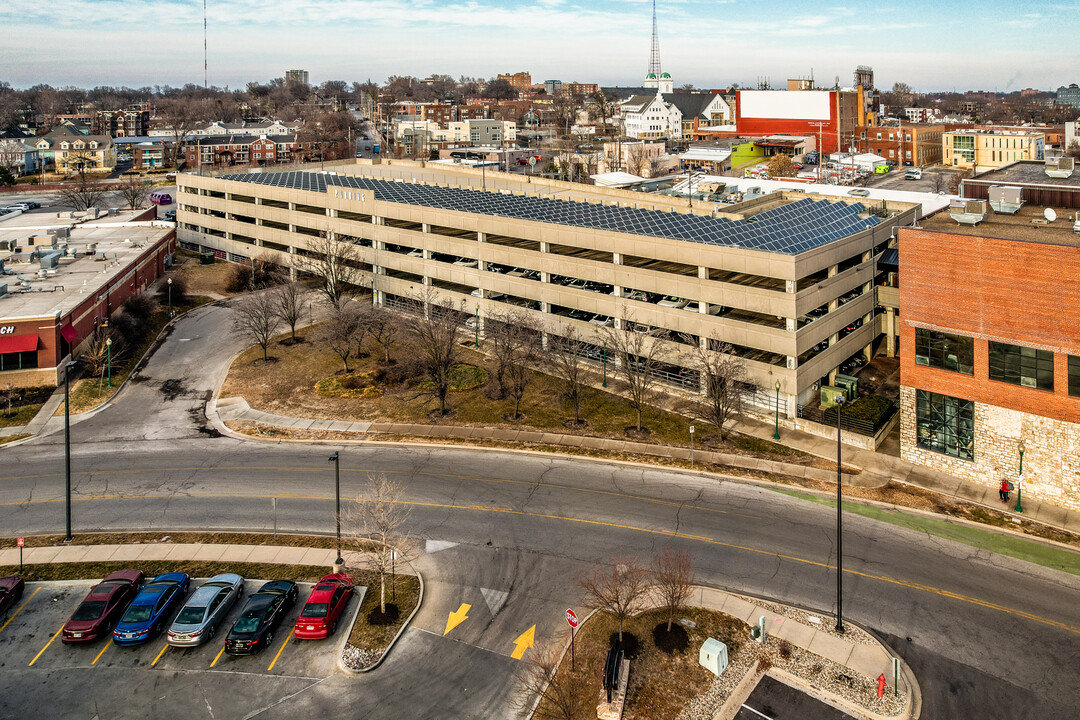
[999,478,1011,503]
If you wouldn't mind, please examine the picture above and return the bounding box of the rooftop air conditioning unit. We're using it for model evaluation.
[949,199,988,226]
[1045,157,1074,179]
[988,186,1023,215]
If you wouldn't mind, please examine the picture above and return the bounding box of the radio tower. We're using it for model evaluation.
[647,0,662,79]
[203,0,208,88]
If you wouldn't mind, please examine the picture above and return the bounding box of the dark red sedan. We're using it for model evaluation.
[293,574,353,640]
[62,569,145,644]
[0,575,24,615]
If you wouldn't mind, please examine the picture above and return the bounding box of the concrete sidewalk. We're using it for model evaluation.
[0,542,351,570]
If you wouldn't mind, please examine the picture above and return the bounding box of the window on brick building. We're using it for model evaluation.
[916,390,974,461]
[989,341,1053,391]
[915,328,974,374]
[1069,355,1080,397]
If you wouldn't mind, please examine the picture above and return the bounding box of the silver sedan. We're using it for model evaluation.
[167,573,244,647]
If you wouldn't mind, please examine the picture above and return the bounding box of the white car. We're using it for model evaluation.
[589,315,614,327]
[657,296,689,309]
[453,258,478,268]
[683,301,720,315]
[406,248,424,258]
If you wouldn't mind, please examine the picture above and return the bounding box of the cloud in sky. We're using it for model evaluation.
[0,0,1077,91]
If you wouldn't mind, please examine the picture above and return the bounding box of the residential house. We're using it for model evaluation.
[620,92,730,140]
[0,139,41,175]
[54,135,116,173]
[183,134,303,169]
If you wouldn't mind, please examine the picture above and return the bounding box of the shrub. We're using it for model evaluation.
[122,292,157,323]
[160,274,188,306]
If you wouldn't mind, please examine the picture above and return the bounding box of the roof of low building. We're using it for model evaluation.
[969,160,1080,188]
[919,202,1080,247]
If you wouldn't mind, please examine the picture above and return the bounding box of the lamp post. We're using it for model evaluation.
[63,360,77,542]
[106,337,112,388]
[835,395,845,634]
[371,277,376,306]
[601,348,607,388]
[1015,439,1025,514]
[474,304,479,348]
[167,277,173,317]
[773,380,782,440]
[329,452,343,566]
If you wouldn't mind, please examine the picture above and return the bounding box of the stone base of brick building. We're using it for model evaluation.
[900,386,1080,514]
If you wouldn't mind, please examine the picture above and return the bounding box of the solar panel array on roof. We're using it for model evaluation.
[215,172,883,255]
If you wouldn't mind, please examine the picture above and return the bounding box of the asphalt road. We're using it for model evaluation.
[1,302,1078,719]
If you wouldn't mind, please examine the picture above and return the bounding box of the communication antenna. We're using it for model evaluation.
[203,0,208,88]
[1044,207,1057,222]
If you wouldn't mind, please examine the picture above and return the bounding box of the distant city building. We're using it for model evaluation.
[943,129,1044,172]
[94,107,151,138]
[902,107,939,124]
[285,69,309,85]
[543,80,562,95]
[562,82,599,97]
[734,87,873,154]
[497,72,532,92]
[1056,83,1080,108]
[859,123,943,166]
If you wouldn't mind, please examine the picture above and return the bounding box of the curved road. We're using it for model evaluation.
[2,301,1078,719]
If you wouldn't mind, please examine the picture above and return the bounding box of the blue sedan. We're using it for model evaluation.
[113,572,190,646]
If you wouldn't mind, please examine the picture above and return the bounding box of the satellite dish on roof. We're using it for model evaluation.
[1044,208,1057,222]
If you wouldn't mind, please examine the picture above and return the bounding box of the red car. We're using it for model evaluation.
[0,575,25,615]
[62,569,145,644]
[293,574,353,640]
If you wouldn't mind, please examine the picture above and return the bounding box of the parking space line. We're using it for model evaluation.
[0,586,41,635]
[267,631,292,671]
[28,625,64,667]
[92,641,111,666]
[151,643,169,667]
[209,645,225,668]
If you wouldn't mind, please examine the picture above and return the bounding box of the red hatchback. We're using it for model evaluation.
[63,569,145,644]
[293,574,353,640]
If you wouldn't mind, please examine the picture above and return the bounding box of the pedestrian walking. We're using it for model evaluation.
[999,478,1011,503]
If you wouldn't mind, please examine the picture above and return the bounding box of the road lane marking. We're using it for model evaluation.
[0,586,40,634]
[443,603,471,636]
[511,625,535,660]
[151,642,169,666]
[267,630,292,671]
[209,644,225,668]
[92,641,111,665]
[28,625,64,666]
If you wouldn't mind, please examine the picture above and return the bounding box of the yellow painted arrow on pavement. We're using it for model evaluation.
[444,603,471,636]
[511,624,535,660]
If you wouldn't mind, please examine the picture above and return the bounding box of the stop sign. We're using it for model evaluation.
[565,608,578,628]
[16,537,24,548]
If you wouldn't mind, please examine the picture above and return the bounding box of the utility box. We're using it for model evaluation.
[834,373,859,398]
[699,638,729,677]
[821,385,846,408]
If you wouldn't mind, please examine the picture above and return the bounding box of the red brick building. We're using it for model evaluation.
[898,205,1080,511]
[857,123,944,166]
[185,134,303,169]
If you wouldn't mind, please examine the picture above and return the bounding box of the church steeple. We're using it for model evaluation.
[643,0,673,94]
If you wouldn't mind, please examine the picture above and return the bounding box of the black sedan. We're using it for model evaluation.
[224,580,298,655]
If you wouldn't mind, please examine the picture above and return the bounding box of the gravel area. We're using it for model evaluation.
[342,643,384,671]
[677,635,907,720]
[734,593,876,646]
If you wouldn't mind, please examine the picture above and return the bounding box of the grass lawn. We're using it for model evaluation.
[538,607,746,720]
[0,402,44,428]
[0,385,56,428]
[221,318,816,465]
[0,560,331,584]
[174,250,240,297]
[0,531,373,551]
[347,571,421,651]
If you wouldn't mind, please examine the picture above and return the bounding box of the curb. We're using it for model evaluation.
[330,585,368,673]
[337,565,425,676]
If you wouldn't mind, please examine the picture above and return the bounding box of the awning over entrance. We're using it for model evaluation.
[60,324,78,343]
[0,334,39,354]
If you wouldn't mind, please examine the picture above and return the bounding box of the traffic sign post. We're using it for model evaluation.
[17,536,24,572]
[689,425,695,466]
[566,608,578,669]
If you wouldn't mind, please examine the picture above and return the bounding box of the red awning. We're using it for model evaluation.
[60,324,78,343]
[0,334,38,354]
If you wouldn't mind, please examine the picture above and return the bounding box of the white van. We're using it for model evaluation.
[905,168,922,180]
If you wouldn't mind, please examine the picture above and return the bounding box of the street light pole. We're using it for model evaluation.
[63,361,77,541]
[835,396,845,634]
[106,338,112,388]
[773,380,781,440]
[1015,439,1025,513]
[329,452,343,565]
[474,304,479,348]
[167,277,173,317]
[602,349,607,387]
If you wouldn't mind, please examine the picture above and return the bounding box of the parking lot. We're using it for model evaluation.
[0,578,359,680]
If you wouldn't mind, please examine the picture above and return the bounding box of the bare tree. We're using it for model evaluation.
[407,289,463,417]
[318,301,364,373]
[930,171,946,194]
[683,339,746,440]
[342,474,418,615]
[488,308,543,419]
[546,328,589,425]
[1067,140,1080,160]
[157,96,211,168]
[579,557,650,643]
[233,292,281,362]
[80,330,124,394]
[271,279,307,342]
[767,154,797,179]
[295,235,363,308]
[57,149,110,211]
[114,174,152,211]
[513,641,588,720]
[364,303,401,364]
[598,318,671,432]
[653,547,695,632]
[625,144,648,176]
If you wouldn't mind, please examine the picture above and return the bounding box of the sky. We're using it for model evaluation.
[2,0,1078,92]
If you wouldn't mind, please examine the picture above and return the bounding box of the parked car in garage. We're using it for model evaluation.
[62,569,145,644]
[167,573,244,647]
[113,573,190,646]
[0,575,24,615]
[225,580,298,655]
[294,574,353,640]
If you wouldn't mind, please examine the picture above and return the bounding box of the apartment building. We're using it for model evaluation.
[53,135,116,173]
[943,130,1045,172]
[183,134,303,169]
[175,163,917,415]
[899,204,1080,512]
[497,72,532,92]
[94,108,151,138]
[858,123,943,166]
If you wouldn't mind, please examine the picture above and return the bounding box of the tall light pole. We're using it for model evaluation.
[63,360,77,542]
[835,396,845,634]
[1015,439,1025,514]
[601,348,607,387]
[167,277,173,317]
[773,380,782,440]
[329,452,343,566]
[474,304,479,348]
[106,337,112,388]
